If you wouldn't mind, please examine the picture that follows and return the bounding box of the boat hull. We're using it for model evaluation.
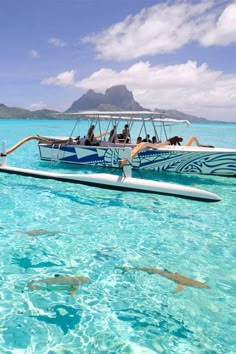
[38,144,236,176]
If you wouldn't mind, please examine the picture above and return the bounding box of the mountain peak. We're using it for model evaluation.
[65,85,147,113]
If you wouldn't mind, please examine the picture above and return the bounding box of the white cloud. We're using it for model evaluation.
[29,49,40,58]
[48,37,66,48]
[199,3,236,46]
[41,70,77,87]
[82,0,236,61]
[41,61,236,117]
[27,101,47,110]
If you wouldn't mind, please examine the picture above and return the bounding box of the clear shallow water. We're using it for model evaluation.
[0,119,235,353]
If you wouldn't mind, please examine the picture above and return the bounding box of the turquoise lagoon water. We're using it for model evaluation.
[0,119,235,354]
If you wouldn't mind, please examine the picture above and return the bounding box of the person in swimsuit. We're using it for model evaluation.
[167,136,183,145]
[109,125,118,143]
[121,124,130,143]
[85,125,99,146]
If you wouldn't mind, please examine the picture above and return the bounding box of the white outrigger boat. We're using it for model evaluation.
[36,111,236,177]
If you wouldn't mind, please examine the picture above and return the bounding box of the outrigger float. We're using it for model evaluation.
[0,141,221,202]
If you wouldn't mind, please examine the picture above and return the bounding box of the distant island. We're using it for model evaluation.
[0,85,232,123]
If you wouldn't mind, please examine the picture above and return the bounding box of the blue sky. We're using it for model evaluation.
[1,0,236,121]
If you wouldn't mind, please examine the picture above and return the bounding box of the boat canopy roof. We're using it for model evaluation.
[64,111,190,126]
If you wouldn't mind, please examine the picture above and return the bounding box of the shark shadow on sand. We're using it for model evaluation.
[29,304,82,334]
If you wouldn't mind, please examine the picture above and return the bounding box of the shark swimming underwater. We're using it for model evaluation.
[27,275,90,297]
[118,266,210,293]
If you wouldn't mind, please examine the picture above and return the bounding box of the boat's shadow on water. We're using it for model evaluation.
[2,180,101,206]
[1,176,131,209]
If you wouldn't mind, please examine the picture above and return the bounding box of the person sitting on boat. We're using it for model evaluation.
[108,125,118,143]
[85,125,99,146]
[152,136,158,144]
[66,136,80,145]
[142,134,152,143]
[67,137,78,145]
[136,136,142,144]
[74,136,80,144]
[119,124,130,143]
[166,136,183,146]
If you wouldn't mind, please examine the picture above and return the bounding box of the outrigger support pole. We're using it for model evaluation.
[1,141,7,167]
[122,148,132,178]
